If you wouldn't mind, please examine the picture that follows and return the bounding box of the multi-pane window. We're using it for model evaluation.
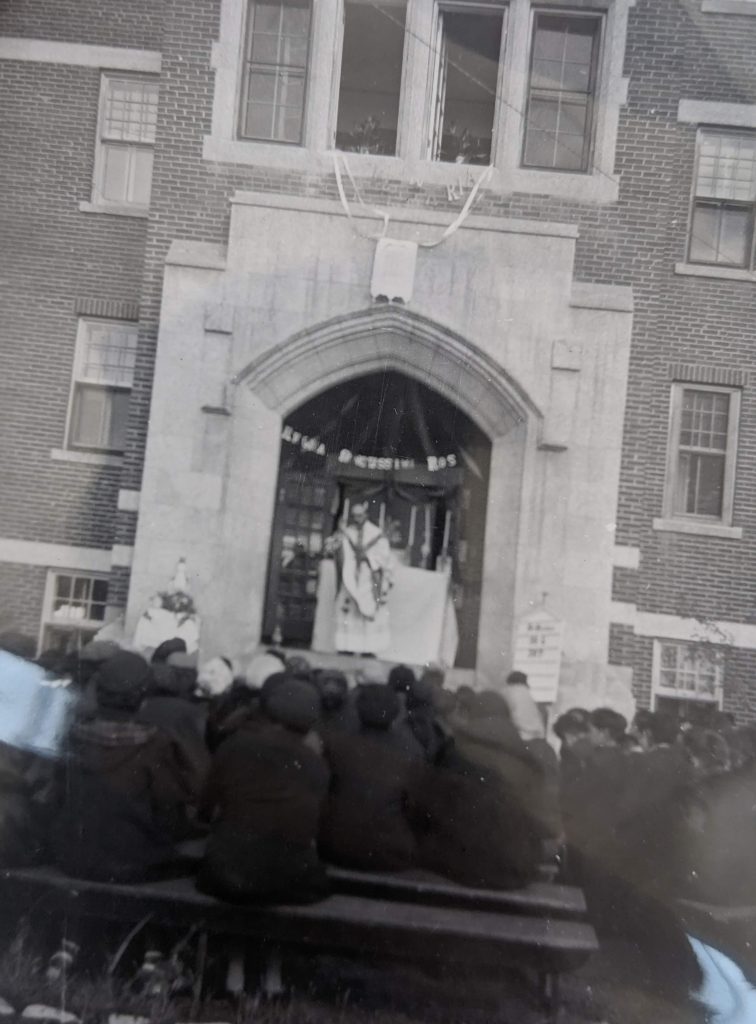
[429,5,506,164]
[93,75,158,208]
[688,131,756,268]
[336,0,408,155]
[240,0,312,144]
[67,320,138,454]
[522,13,601,172]
[664,386,739,523]
[41,573,109,654]
[654,640,724,707]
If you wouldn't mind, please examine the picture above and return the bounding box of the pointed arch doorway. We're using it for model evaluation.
[262,371,491,668]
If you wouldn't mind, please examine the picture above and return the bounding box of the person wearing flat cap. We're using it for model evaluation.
[52,651,197,883]
[198,674,330,904]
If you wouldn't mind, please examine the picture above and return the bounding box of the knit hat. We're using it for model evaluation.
[315,670,349,711]
[356,684,400,729]
[94,651,152,712]
[151,637,187,664]
[262,675,321,734]
[197,656,234,697]
[506,670,528,686]
[387,664,416,694]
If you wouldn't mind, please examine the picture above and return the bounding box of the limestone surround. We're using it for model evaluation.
[127,191,633,683]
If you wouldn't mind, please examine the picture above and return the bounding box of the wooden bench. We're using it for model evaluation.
[0,866,597,1019]
[327,866,586,919]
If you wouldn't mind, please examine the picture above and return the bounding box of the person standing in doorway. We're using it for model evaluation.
[332,501,394,656]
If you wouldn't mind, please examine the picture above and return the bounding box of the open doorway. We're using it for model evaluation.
[263,371,492,668]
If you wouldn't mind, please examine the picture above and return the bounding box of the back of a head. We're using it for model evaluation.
[470,689,511,720]
[553,707,591,746]
[406,674,436,711]
[683,726,731,776]
[315,669,349,712]
[420,667,445,691]
[387,664,416,694]
[506,670,528,687]
[648,712,680,747]
[261,674,320,735]
[151,637,187,665]
[94,650,152,714]
[356,683,400,730]
[589,707,627,744]
[246,651,286,689]
[285,654,313,682]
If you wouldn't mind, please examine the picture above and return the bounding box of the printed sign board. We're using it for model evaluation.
[512,607,565,704]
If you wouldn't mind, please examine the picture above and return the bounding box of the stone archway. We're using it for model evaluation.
[233,305,540,438]
[228,306,540,677]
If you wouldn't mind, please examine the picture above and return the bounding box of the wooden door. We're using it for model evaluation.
[263,472,335,645]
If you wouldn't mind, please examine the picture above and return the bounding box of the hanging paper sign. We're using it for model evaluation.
[337,449,458,472]
[281,425,327,456]
[512,608,565,704]
[280,425,458,472]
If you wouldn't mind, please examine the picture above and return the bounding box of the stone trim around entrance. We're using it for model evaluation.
[232,305,541,441]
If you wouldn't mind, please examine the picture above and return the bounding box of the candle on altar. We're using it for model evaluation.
[342,498,350,526]
[408,505,417,547]
[379,502,386,530]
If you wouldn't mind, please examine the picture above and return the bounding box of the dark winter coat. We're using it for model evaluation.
[408,741,542,890]
[53,717,195,882]
[198,720,330,903]
[320,728,417,871]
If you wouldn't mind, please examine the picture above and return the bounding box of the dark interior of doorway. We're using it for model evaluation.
[263,372,491,668]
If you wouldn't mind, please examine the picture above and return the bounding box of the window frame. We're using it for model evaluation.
[38,570,110,656]
[64,318,139,456]
[424,0,509,166]
[238,0,314,146]
[91,72,159,213]
[521,7,604,174]
[686,128,756,270]
[651,639,725,710]
[662,383,741,527]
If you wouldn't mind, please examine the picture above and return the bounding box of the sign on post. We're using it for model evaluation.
[512,608,565,704]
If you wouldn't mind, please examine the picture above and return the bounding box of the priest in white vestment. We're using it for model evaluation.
[332,502,394,655]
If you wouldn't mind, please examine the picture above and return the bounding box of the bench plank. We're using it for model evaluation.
[327,867,586,918]
[0,867,597,974]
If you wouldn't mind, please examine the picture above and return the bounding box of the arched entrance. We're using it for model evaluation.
[262,371,491,668]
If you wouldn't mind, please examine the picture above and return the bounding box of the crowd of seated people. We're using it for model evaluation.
[0,639,557,903]
[2,630,756,934]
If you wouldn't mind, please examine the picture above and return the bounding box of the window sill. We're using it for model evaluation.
[202,136,620,203]
[674,262,756,282]
[702,0,756,14]
[653,517,743,540]
[51,448,123,468]
[79,201,149,219]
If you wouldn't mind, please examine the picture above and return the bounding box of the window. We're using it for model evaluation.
[240,0,313,144]
[522,12,602,172]
[93,75,158,209]
[41,573,109,655]
[428,4,506,164]
[67,320,138,454]
[336,0,408,155]
[663,385,740,524]
[652,640,724,715]
[688,131,756,267]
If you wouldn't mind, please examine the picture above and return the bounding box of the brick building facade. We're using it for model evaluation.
[1,0,755,720]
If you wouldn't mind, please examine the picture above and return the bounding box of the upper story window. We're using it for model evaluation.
[522,12,602,172]
[93,74,158,210]
[67,319,139,455]
[663,384,740,526]
[335,0,408,155]
[429,4,507,164]
[240,0,313,144]
[688,130,756,268]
